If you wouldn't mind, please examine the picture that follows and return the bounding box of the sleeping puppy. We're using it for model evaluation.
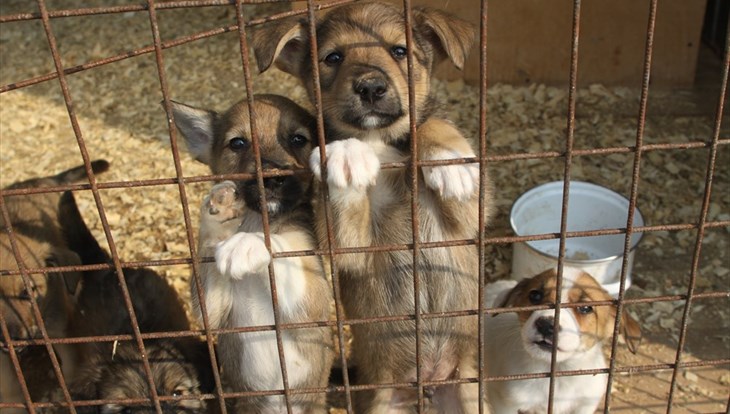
[57,190,215,413]
[56,340,209,414]
[252,2,491,412]
[0,160,108,411]
[483,268,642,414]
[171,95,334,413]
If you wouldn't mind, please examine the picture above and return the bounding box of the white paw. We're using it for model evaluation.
[215,232,271,279]
[201,181,243,223]
[310,138,380,189]
[422,149,479,200]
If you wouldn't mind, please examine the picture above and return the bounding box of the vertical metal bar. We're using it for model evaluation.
[547,1,582,413]
[402,0,424,411]
[233,2,293,412]
[35,0,163,412]
[665,28,729,414]
[602,0,658,411]
[477,0,489,412]
[305,1,355,412]
[149,0,230,411]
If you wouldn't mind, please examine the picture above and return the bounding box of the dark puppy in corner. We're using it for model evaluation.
[253,2,493,412]
[0,160,108,411]
[57,191,214,413]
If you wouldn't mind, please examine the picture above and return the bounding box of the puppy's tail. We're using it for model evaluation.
[59,191,111,267]
[54,159,110,185]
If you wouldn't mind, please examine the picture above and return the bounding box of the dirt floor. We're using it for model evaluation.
[0,1,728,413]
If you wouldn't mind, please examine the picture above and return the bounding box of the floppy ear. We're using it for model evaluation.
[168,101,217,166]
[46,247,83,296]
[251,17,309,76]
[492,279,530,317]
[621,310,642,354]
[413,7,476,70]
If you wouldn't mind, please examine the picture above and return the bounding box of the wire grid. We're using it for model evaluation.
[0,0,728,413]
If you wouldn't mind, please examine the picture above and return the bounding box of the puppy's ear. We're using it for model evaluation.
[492,278,530,317]
[169,101,217,166]
[59,191,110,266]
[46,248,83,296]
[621,309,642,354]
[251,18,308,76]
[53,160,110,185]
[413,7,476,70]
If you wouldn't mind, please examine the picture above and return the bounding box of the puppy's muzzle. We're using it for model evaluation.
[533,316,557,350]
[354,76,388,105]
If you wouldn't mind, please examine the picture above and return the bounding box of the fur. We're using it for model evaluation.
[58,190,215,413]
[252,3,493,412]
[172,95,334,413]
[484,269,642,414]
[0,160,108,411]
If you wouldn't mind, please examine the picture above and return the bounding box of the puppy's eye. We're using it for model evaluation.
[228,137,249,151]
[528,289,543,304]
[172,387,188,397]
[391,45,407,59]
[324,51,344,65]
[289,134,308,148]
[577,305,594,314]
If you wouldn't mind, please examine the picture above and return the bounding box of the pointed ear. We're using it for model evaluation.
[621,309,642,354]
[413,7,476,70]
[168,101,216,166]
[251,17,309,76]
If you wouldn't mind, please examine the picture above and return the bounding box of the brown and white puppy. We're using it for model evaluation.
[253,2,490,412]
[483,268,642,414]
[0,160,108,410]
[58,190,215,413]
[171,95,334,413]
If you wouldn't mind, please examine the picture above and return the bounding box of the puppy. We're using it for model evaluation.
[58,340,209,414]
[253,2,491,412]
[0,160,108,410]
[57,190,215,413]
[483,268,642,414]
[171,95,334,413]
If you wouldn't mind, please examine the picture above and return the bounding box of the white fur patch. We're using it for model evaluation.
[309,138,380,189]
[215,232,271,279]
[422,148,478,201]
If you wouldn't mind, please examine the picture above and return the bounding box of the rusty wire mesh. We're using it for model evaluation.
[0,0,728,413]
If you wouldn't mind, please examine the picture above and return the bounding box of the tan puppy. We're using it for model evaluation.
[57,190,215,413]
[253,2,491,413]
[0,160,108,410]
[171,95,334,413]
[484,268,642,414]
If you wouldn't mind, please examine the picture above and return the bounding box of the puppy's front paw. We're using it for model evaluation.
[422,149,479,200]
[202,181,244,223]
[215,232,270,279]
[310,138,380,189]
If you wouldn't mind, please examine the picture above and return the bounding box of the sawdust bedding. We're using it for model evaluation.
[1,1,728,412]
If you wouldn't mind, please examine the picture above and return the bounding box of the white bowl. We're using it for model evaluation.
[510,181,644,297]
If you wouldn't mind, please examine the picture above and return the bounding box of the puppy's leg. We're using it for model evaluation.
[310,138,380,273]
[194,181,243,328]
[418,118,479,202]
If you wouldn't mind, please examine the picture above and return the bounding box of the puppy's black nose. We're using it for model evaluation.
[535,317,555,339]
[354,77,388,104]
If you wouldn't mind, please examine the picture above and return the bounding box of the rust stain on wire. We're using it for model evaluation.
[665,25,730,414]
[603,0,658,412]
